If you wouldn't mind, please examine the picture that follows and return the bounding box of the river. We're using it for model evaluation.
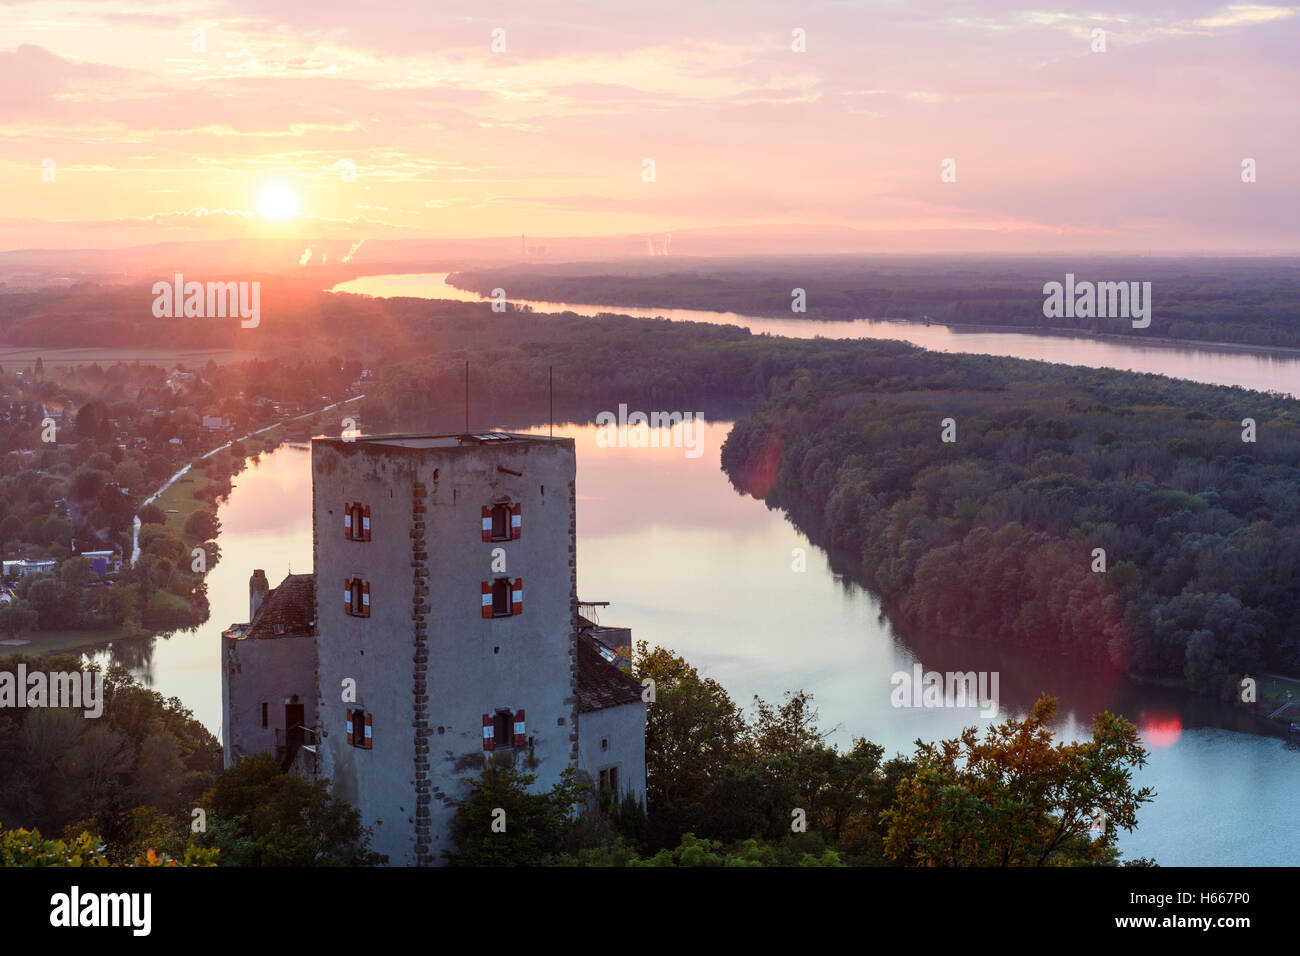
[87,272,1300,866]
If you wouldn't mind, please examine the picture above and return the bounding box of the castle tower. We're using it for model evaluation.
[311,432,580,865]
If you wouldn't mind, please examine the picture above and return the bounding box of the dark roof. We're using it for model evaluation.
[577,632,643,712]
[247,574,316,639]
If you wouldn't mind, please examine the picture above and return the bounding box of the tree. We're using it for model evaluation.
[138,503,165,525]
[0,601,38,639]
[60,556,93,589]
[25,576,65,629]
[0,514,23,551]
[882,695,1154,866]
[445,762,588,866]
[70,468,108,501]
[198,753,385,866]
[631,832,843,867]
[184,509,220,542]
[40,516,73,551]
[102,584,136,627]
[631,641,747,837]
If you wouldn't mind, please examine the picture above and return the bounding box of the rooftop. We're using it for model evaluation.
[314,431,571,450]
[246,573,316,639]
[576,632,643,713]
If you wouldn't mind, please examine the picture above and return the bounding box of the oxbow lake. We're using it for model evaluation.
[87,274,1300,866]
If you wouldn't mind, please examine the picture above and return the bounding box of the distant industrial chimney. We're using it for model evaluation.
[250,569,269,621]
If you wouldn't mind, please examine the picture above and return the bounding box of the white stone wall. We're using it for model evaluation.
[577,701,647,808]
[312,436,578,865]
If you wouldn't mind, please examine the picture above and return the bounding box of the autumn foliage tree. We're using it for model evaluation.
[882,695,1154,866]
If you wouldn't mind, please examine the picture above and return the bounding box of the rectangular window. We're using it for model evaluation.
[483,501,521,542]
[345,502,371,542]
[482,579,521,618]
[345,579,370,618]
[348,709,371,750]
[493,709,511,749]
[491,503,510,541]
[492,578,510,617]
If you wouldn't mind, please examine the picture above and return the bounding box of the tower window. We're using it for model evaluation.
[345,578,370,617]
[481,502,521,542]
[491,578,510,617]
[483,708,525,750]
[493,709,512,749]
[491,503,510,540]
[481,578,522,617]
[344,502,371,541]
[347,708,372,749]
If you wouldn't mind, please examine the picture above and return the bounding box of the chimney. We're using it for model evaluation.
[250,569,269,622]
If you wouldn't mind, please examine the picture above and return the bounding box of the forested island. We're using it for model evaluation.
[446,256,1300,350]
[720,350,1300,706]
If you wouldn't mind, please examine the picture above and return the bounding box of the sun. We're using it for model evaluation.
[256,182,301,220]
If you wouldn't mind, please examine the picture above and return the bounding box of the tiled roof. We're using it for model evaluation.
[576,632,643,713]
[247,573,317,639]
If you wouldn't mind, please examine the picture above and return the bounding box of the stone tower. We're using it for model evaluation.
[310,432,580,866]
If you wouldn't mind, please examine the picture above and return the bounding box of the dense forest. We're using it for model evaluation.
[447,256,1300,349]
[719,350,1300,698]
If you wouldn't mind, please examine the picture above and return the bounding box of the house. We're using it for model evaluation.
[78,551,121,576]
[202,416,231,431]
[4,558,56,579]
[221,431,647,865]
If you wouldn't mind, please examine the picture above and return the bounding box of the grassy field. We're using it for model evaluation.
[0,344,239,369]
[154,474,210,531]
[0,628,121,656]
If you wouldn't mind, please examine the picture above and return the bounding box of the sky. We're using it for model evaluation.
[1,0,1298,254]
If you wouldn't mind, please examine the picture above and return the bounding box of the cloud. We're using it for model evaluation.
[1195,4,1297,28]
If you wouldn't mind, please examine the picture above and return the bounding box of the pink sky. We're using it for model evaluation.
[1,0,1297,254]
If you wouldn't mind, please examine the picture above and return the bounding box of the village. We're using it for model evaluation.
[0,355,367,653]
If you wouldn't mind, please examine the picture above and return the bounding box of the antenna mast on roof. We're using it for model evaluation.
[464,359,469,433]
[549,365,553,437]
